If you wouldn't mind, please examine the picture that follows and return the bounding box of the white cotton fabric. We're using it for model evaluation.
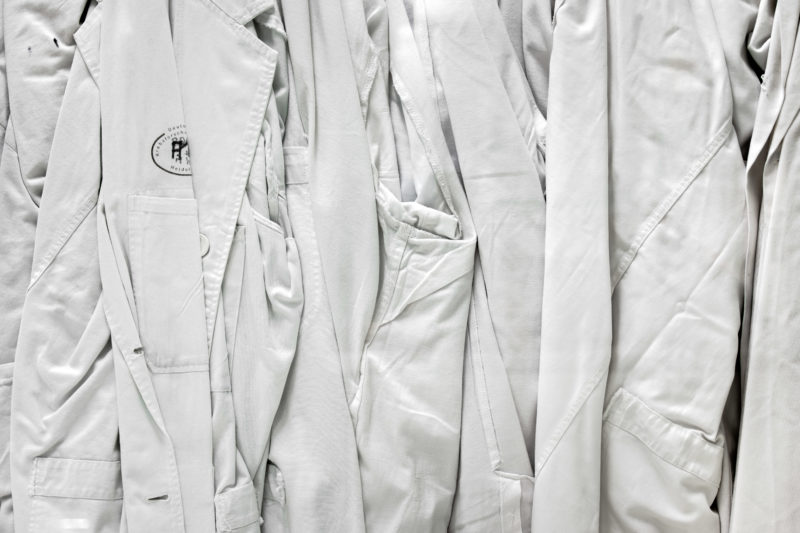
[2,0,796,531]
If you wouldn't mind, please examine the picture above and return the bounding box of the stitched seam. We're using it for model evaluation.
[28,195,97,291]
[390,74,456,214]
[495,470,534,482]
[354,226,410,427]
[611,121,733,290]
[188,0,275,344]
[30,458,40,497]
[604,389,722,483]
[3,119,36,210]
[534,366,608,474]
[121,350,186,529]
[253,210,284,236]
[604,420,718,485]
[372,224,411,333]
[470,296,502,471]
[148,363,209,373]
[30,494,122,502]
[3,138,16,155]
[97,207,184,527]
[203,0,272,54]
[360,55,380,112]
[75,6,102,83]
[240,0,270,24]
[9,137,40,211]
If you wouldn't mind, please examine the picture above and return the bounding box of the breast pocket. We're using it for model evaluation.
[128,195,208,370]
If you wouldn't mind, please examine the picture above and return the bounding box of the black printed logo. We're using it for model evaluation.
[151,124,192,176]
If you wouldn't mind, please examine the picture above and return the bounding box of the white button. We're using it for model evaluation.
[199,233,210,257]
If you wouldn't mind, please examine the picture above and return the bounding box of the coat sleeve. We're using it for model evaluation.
[10,9,123,532]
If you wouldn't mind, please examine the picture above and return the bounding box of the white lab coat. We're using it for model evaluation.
[12,0,301,530]
[731,1,800,530]
[0,2,87,526]
[538,1,750,532]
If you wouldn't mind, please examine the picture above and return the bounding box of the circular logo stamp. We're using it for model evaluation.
[151,124,191,176]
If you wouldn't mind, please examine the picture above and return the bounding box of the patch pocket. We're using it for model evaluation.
[129,195,208,370]
[601,388,723,532]
[28,457,122,533]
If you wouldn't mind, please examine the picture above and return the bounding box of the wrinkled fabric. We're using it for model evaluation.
[0,2,86,526]
[343,1,477,530]
[534,1,612,530]
[263,1,369,531]
[600,2,747,531]
[731,2,800,531]
[3,0,799,532]
[0,0,87,366]
[538,1,749,532]
[12,0,303,530]
[407,0,546,530]
[9,3,121,530]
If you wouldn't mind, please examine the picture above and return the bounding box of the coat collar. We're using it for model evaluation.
[82,0,280,349]
[210,0,272,25]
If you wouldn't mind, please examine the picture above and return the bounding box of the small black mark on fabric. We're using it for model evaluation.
[53,38,59,48]
[27,46,32,55]
[147,494,169,502]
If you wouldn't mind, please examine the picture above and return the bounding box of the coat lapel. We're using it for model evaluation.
[299,0,381,360]
[176,0,278,341]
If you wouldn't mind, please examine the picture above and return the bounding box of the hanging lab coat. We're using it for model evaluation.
[731,1,800,530]
[0,2,88,527]
[0,0,88,366]
[342,0,477,530]
[600,1,747,530]
[9,3,121,530]
[404,0,545,529]
[189,1,303,531]
[12,0,301,530]
[534,1,613,530]
[539,1,749,532]
[263,0,373,530]
[0,4,11,529]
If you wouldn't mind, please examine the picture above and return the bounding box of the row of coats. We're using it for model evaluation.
[0,0,796,531]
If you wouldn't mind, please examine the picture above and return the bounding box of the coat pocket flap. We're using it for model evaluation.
[31,458,122,500]
[604,388,723,485]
